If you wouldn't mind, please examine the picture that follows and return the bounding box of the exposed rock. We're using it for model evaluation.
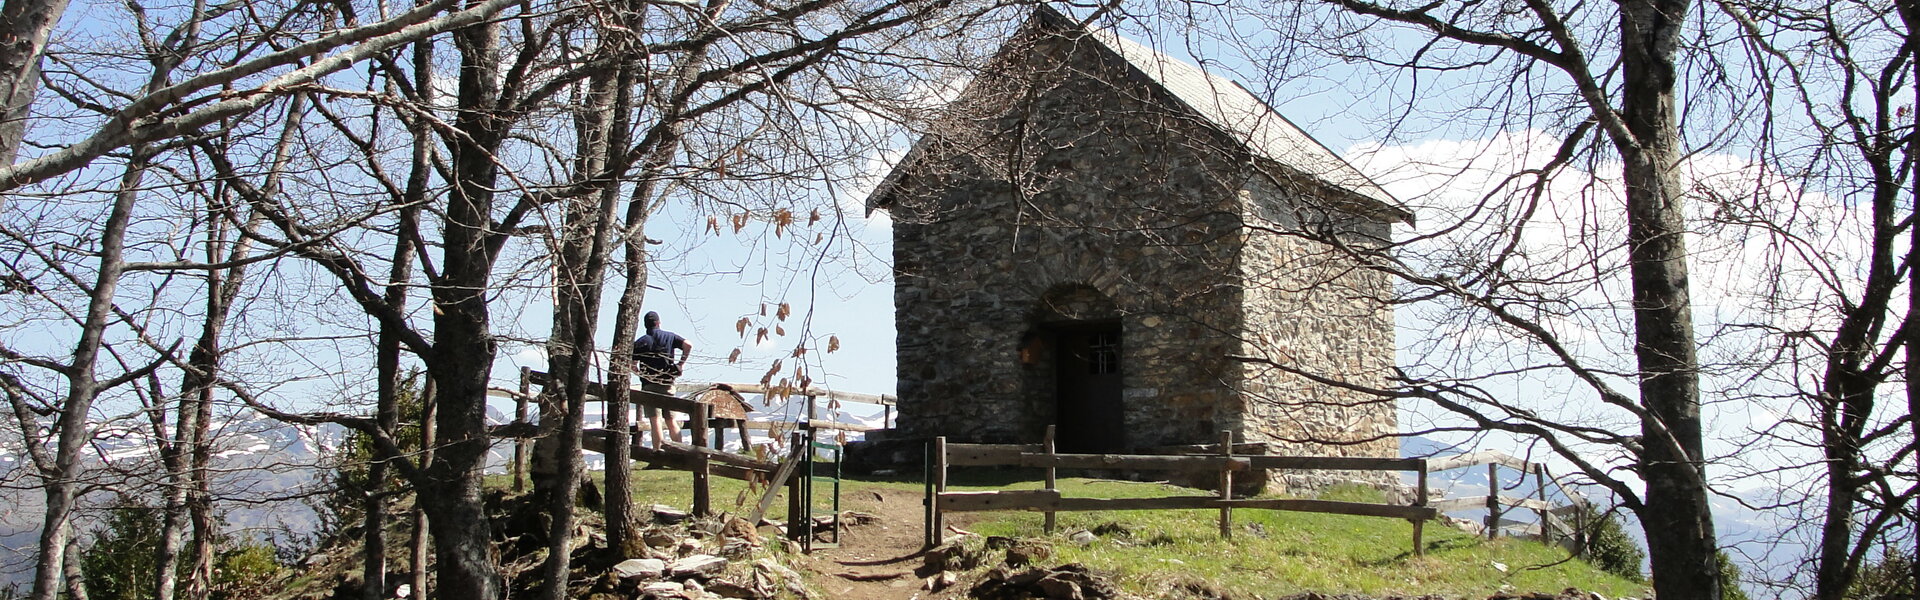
[973,564,1119,600]
[704,578,765,599]
[922,571,957,591]
[640,581,687,599]
[669,554,729,579]
[652,505,692,525]
[645,527,680,549]
[1006,539,1053,566]
[719,540,756,560]
[753,558,810,599]
[1067,529,1098,545]
[720,516,760,544]
[612,558,668,580]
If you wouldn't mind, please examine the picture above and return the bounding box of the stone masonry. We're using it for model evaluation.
[866,8,1410,492]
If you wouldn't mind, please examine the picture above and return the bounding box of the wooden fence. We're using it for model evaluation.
[1422,450,1592,552]
[488,368,893,551]
[924,427,1440,553]
[924,430,1591,556]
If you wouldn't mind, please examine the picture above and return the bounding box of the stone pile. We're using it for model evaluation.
[968,564,1123,600]
[592,506,810,600]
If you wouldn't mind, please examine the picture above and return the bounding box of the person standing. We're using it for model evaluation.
[633,311,692,447]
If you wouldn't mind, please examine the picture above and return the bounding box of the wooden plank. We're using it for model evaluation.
[670,381,897,406]
[1548,503,1585,518]
[935,494,1440,521]
[1224,499,1438,521]
[1427,450,1531,472]
[1152,442,1272,455]
[1017,453,1252,472]
[1502,496,1554,511]
[581,430,779,471]
[1428,496,1488,512]
[937,490,1064,512]
[580,436,769,481]
[1046,496,1222,512]
[1245,455,1427,472]
[945,444,1040,466]
[750,452,804,524]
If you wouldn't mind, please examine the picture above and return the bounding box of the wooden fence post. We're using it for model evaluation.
[1043,425,1057,535]
[1533,464,1550,541]
[514,366,530,493]
[790,431,806,545]
[692,403,711,517]
[1218,430,1233,540]
[1572,501,1587,557]
[1485,462,1500,539]
[932,436,947,544]
[1413,459,1428,557]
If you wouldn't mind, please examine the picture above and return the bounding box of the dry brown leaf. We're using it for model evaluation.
[706,215,721,235]
[775,325,785,337]
[760,359,783,386]
[731,213,749,233]
[735,317,750,336]
[776,302,791,321]
[728,348,742,363]
[827,336,840,353]
[792,346,807,358]
[809,209,821,225]
[773,209,793,238]
[755,327,769,344]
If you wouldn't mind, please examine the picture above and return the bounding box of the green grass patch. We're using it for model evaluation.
[597,468,1648,599]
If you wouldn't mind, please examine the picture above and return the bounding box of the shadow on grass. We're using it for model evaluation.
[1358,535,1483,567]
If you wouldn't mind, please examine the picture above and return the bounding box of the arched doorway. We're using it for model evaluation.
[1030,285,1125,453]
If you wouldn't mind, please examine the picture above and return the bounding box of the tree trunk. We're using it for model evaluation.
[415,15,510,598]
[0,0,69,166]
[537,61,629,599]
[28,144,143,600]
[1616,0,1719,598]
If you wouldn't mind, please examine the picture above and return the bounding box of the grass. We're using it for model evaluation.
[593,467,1650,599]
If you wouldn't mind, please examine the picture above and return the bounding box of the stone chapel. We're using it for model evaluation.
[865,8,1412,469]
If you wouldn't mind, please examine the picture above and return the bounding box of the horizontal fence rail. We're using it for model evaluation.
[928,433,1593,557]
[927,429,1443,555]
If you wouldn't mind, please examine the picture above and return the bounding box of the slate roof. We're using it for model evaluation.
[868,7,1411,224]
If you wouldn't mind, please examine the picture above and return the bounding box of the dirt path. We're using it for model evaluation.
[783,486,971,600]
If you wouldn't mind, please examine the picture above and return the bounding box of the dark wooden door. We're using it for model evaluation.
[1054,322,1124,453]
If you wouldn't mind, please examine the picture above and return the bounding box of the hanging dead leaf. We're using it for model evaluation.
[760,359,783,387]
[776,302,791,321]
[736,317,750,337]
[728,348,741,363]
[827,336,840,353]
[809,209,821,225]
[773,209,794,238]
[732,213,749,233]
[775,325,785,337]
[815,232,824,244]
[755,327,769,345]
[799,375,812,390]
[706,215,721,235]
[759,303,767,316]
[792,346,807,358]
